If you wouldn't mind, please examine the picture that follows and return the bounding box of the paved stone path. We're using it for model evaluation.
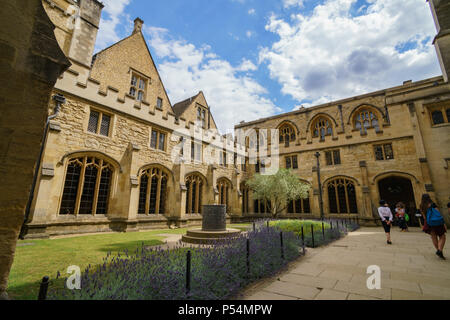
[240,227,450,300]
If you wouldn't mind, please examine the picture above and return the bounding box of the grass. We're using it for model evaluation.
[269,219,330,237]
[7,224,250,300]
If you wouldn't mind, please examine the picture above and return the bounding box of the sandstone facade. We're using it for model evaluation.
[0,0,69,296]
[23,0,450,240]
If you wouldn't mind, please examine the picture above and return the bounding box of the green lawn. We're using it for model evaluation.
[7,224,250,300]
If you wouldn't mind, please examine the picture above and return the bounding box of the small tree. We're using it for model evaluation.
[246,168,311,218]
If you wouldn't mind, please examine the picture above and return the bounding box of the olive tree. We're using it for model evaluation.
[246,168,311,218]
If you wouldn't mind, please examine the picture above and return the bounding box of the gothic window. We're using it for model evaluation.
[241,157,249,172]
[220,150,227,167]
[87,110,111,137]
[255,160,265,173]
[325,150,341,165]
[354,109,379,133]
[374,143,394,160]
[60,156,113,215]
[138,167,168,215]
[285,155,298,169]
[190,139,202,162]
[156,97,163,110]
[288,192,311,214]
[312,117,333,139]
[196,105,207,128]
[185,174,204,214]
[130,73,146,101]
[217,178,231,208]
[150,129,166,151]
[279,124,296,147]
[327,178,358,214]
[254,199,271,214]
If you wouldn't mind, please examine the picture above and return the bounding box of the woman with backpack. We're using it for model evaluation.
[378,200,393,244]
[420,194,446,260]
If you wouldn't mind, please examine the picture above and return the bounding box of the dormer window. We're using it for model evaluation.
[157,97,163,110]
[130,73,147,101]
[197,106,206,128]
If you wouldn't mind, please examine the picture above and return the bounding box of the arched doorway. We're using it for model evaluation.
[378,177,418,227]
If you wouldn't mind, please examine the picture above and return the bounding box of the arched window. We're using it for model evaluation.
[354,109,379,133]
[138,167,168,215]
[217,178,231,209]
[312,117,333,139]
[60,156,113,215]
[327,178,358,214]
[279,124,296,147]
[185,173,204,214]
[241,182,250,214]
[254,199,271,214]
[288,192,311,214]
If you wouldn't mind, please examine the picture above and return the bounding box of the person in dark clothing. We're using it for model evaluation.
[420,194,446,260]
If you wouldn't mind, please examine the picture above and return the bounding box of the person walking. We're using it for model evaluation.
[395,202,408,232]
[420,194,446,260]
[378,200,393,244]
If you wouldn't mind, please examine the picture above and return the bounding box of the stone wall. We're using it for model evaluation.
[0,0,69,297]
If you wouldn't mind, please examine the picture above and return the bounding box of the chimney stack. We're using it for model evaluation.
[133,18,144,34]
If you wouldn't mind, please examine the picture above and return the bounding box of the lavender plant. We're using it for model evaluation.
[48,227,302,300]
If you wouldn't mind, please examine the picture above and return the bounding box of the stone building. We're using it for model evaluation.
[23,0,449,238]
[25,0,244,238]
[235,0,450,225]
[0,0,69,298]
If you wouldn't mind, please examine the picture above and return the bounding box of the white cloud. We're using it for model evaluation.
[248,8,256,15]
[283,0,304,8]
[260,0,441,107]
[144,27,279,133]
[237,59,258,71]
[246,30,254,38]
[95,0,132,51]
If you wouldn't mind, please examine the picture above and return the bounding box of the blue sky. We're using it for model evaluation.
[95,0,441,133]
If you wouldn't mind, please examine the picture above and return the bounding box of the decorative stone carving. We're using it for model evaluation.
[85,138,100,149]
[41,163,54,177]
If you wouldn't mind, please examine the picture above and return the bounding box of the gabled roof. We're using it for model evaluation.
[91,30,175,114]
[172,92,202,118]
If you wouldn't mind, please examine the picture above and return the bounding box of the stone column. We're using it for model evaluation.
[407,102,437,200]
[359,161,374,224]
[231,168,241,217]
[0,0,70,298]
[110,143,140,231]
[311,166,321,218]
[172,162,187,227]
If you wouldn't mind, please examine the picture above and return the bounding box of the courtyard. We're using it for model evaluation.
[9,223,450,300]
[240,227,450,300]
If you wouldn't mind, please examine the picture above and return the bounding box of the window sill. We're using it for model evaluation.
[150,147,167,154]
[431,122,450,128]
[86,131,111,140]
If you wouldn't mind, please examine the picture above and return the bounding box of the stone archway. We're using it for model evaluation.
[378,176,419,227]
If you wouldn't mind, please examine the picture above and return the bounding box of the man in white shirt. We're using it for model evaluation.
[378,200,393,244]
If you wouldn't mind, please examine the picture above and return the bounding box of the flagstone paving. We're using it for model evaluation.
[240,227,450,300]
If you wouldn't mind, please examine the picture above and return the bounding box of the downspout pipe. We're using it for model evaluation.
[19,93,66,240]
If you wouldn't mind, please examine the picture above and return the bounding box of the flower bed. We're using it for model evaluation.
[270,219,360,248]
[48,227,302,300]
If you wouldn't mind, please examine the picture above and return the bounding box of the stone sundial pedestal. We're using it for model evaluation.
[181,205,241,244]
